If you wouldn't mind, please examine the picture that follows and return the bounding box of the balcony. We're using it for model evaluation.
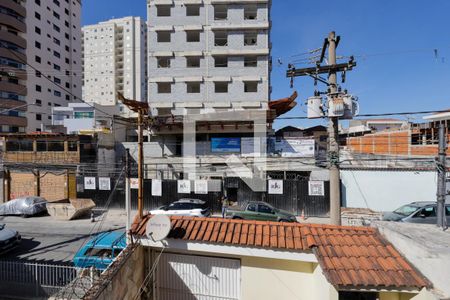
[0,13,26,33]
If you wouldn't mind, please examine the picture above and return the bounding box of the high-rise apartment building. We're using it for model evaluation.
[0,0,27,133]
[82,17,147,109]
[147,0,271,115]
[25,0,82,132]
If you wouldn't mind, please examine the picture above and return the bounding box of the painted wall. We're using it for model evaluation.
[341,170,437,211]
[241,257,338,300]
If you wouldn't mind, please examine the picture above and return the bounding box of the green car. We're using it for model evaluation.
[225,201,297,222]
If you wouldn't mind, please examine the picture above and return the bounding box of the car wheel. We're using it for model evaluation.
[279,219,289,223]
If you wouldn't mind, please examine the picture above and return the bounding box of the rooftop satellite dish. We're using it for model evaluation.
[146,214,171,242]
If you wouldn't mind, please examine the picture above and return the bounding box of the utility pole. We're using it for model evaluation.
[437,123,447,229]
[327,32,341,225]
[118,92,149,220]
[286,31,356,225]
[125,148,131,243]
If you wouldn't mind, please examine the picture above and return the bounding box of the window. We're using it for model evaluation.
[186,5,200,16]
[186,30,200,42]
[35,41,41,49]
[247,203,257,212]
[53,24,60,32]
[214,56,228,67]
[53,0,60,6]
[65,82,70,88]
[35,12,41,20]
[244,81,258,92]
[157,57,171,68]
[258,204,273,214]
[36,85,42,92]
[414,207,436,218]
[214,82,228,93]
[244,56,258,67]
[36,114,42,121]
[214,31,227,46]
[65,95,70,100]
[53,50,60,58]
[74,112,94,119]
[65,33,70,40]
[186,82,200,93]
[54,77,61,84]
[214,5,227,20]
[53,37,60,45]
[65,45,70,52]
[35,99,42,106]
[53,11,60,19]
[54,90,61,97]
[244,4,257,20]
[64,8,69,15]
[156,31,171,43]
[35,0,41,5]
[156,5,171,17]
[446,206,450,216]
[35,55,41,63]
[35,26,41,35]
[65,20,69,28]
[157,82,171,93]
[53,64,61,71]
[186,56,200,68]
[244,31,258,45]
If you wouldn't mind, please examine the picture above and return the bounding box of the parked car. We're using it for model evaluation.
[73,231,126,271]
[0,224,21,254]
[0,196,47,217]
[225,201,297,222]
[382,201,450,224]
[150,199,211,217]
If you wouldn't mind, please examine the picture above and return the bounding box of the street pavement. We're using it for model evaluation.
[0,209,127,263]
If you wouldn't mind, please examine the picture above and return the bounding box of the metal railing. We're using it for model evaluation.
[0,260,77,298]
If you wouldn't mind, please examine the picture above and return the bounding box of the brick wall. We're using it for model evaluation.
[9,172,36,200]
[40,172,67,202]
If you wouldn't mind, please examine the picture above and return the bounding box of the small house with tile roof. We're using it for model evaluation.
[82,215,435,300]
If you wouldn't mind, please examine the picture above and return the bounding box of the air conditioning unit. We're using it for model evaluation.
[306,96,324,119]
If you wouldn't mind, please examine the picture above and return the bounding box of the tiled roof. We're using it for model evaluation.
[131,215,430,290]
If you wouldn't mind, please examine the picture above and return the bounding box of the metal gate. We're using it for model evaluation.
[155,253,241,300]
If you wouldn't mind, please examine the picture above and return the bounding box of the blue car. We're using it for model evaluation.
[73,231,126,270]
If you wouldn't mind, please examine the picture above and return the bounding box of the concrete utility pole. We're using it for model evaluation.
[286,31,356,225]
[118,92,149,220]
[327,31,341,226]
[437,123,447,229]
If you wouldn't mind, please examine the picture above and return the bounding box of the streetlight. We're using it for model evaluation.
[0,102,37,114]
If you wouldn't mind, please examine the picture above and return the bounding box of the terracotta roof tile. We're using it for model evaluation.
[131,214,430,290]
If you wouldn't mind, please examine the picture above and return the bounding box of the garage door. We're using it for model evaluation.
[155,253,240,300]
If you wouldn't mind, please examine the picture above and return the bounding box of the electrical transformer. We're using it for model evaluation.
[306,96,324,119]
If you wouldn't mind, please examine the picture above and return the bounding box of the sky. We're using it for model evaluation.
[82,0,450,129]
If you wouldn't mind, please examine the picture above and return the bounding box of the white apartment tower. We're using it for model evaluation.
[25,0,82,132]
[147,0,271,115]
[82,17,147,108]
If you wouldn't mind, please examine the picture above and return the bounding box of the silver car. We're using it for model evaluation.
[0,196,47,217]
[383,201,450,224]
[0,224,21,254]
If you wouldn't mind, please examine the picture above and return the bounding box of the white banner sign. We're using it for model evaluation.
[268,180,283,194]
[195,180,208,194]
[130,178,139,189]
[98,177,111,191]
[177,180,191,194]
[152,179,162,196]
[84,177,96,190]
[275,139,315,157]
[309,181,325,196]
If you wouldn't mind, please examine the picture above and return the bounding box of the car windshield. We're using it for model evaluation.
[394,204,419,216]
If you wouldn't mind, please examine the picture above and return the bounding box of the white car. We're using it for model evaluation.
[150,199,211,217]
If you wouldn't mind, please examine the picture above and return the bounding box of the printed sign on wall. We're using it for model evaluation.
[268,180,283,194]
[177,180,191,194]
[98,177,111,191]
[194,180,208,194]
[152,179,162,196]
[84,177,96,190]
[130,178,139,189]
[308,181,325,196]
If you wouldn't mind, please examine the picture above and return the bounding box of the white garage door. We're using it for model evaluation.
[155,253,241,300]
